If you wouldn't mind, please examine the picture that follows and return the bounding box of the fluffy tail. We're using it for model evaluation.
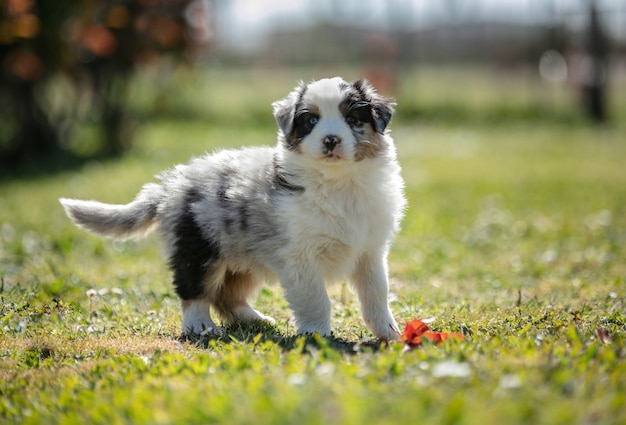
[60,183,163,240]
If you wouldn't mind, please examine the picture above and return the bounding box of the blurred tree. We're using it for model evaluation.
[0,0,76,166]
[0,0,212,169]
[584,0,608,123]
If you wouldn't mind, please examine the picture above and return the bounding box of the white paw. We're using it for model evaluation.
[183,320,225,336]
[254,310,276,325]
[182,299,222,336]
[199,326,225,337]
[367,318,401,341]
[296,322,332,337]
[229,306,276,325]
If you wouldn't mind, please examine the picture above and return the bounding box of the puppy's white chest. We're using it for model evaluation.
[281,182,380,276]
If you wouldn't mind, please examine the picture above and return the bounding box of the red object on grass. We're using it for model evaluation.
[596,327,611,344]
[401,319,463,349]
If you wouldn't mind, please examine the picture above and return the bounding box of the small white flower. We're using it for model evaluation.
[432,361,471,378]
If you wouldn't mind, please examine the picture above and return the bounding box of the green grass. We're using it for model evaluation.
[1,69,626,424]
[123,65,626,127]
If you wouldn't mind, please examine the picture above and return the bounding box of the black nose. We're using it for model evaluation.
[323,135,341,150]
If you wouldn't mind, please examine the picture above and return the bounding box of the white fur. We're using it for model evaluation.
[275,150,404,338]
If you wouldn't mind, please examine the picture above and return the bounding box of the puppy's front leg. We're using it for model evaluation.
[351,252,400,340]
[280,272,332,336]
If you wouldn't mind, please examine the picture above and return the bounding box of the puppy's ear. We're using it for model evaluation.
[353,79,396,134]
[272,96,295,136]
[372,98,395,134]
[272,82,305,136]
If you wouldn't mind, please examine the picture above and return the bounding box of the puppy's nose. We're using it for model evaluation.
[323,135,341,151]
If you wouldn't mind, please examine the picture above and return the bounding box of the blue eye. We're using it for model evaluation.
[346,116,357,124]
[296,112,319,132]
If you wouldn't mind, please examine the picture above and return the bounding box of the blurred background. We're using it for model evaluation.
[1,0,624,171]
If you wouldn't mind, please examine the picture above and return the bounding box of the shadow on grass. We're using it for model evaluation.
[179,322,388,355]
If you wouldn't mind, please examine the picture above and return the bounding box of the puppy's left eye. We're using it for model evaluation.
[346,106,370,125]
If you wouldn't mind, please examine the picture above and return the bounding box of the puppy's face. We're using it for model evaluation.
[272,78,395,163]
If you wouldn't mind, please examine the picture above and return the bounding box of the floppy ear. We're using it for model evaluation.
[272,82,304,136]
[372,99,395,134]
[353,79,396,134]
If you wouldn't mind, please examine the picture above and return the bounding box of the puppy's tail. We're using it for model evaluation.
[60,183,163,240]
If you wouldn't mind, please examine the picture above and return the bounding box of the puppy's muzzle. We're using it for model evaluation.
[323,135,341,155]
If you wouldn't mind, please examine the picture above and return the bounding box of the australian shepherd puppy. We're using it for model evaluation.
[61,77,406,340]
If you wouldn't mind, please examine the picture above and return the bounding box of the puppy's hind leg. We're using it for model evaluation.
[175,266,224,336]
[168,190,226,336]
[182,298,222,336]
[212,271,275,326]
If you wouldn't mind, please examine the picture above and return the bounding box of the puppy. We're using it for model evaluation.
[60,77,406,340]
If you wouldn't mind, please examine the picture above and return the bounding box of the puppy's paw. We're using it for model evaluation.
[225,306,276,325]
[184,321,225,337]
[181,299,222,336]
[199,326,225,337]
[369,321,401,341]
[255,310,276,325]
[296,322,332,337]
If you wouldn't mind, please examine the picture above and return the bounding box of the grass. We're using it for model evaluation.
[1,68,626,424]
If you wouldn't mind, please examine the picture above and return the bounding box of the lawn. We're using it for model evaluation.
[1,68,625,424]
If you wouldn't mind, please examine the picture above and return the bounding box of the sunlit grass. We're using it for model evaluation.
[1,68,625,424]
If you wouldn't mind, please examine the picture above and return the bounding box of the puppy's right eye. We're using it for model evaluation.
[293,112,319,137]
[297,113,319,129]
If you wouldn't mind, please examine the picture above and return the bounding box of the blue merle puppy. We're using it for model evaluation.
[60,77,406,340]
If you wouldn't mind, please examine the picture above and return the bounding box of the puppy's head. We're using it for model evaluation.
[272,77,395,163]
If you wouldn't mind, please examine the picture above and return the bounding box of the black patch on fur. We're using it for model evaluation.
[216,172,237,234]
[292,107,319,140]
[284,84,313,151]
[372,102,394,134]
[275,82,307,137]
[274,173,305,193]
[272,155,304,194]
[342,79,394,134]
[341,93,374,127]
[238,205,249,231]
[169,188,221,300]
[217,173,231,206]
[146,201,158,218]
[352,79,369,99]
[223,217,235,234]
